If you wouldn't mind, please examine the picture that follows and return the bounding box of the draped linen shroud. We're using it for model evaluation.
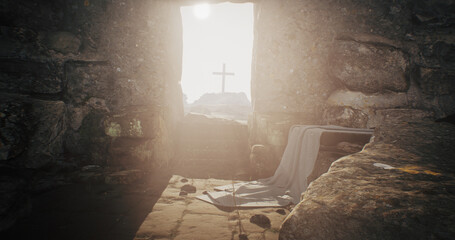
[197,125,373,207]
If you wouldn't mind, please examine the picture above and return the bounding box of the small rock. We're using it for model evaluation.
[202,190,208,195]
[276,209,286,215]
[180,178,188,183]
[179,190,188,196]
[181,184,196,193]
[249,214,271,228]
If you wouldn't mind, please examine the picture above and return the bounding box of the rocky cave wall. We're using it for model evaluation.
[250,0,455,165]
[0,0,183,230]
[0,0,183,171]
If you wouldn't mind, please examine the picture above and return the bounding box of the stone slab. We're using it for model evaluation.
[134,175,290,240]
[280,121,455,240]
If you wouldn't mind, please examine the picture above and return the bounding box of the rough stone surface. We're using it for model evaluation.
[0,60,62,94]
[327,89,409,110]
[134,175,290,240]
[418,68,455,96]
[323,106,369,128]
[330,41,409,93]
[280,121,455,240]
[26,99,66,168]
[0,94,66,168]
[0,96,27,161]
[367,109,435,128]
[45,31,81,54]
[104,107,157,139]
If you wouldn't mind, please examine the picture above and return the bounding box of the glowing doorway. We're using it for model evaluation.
[180,3,254,109]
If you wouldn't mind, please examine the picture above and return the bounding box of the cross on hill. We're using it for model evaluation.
[213,63,235,93]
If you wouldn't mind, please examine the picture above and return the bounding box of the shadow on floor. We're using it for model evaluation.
[0,172,172,240]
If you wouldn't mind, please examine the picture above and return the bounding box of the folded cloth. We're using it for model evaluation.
[197,125,373,207]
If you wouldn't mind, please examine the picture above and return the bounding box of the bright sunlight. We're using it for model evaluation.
[193,3,211,19]
[180,3,254,103]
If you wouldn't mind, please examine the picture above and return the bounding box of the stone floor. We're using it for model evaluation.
[134,175,291,240]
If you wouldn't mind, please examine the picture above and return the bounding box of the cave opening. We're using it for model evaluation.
[179,2,254,121]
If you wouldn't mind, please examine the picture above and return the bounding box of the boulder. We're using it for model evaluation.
[330,41,409,93]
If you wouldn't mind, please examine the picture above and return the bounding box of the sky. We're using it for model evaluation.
[180,3,254,103]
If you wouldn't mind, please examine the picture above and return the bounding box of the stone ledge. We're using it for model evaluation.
[280,121,455,240]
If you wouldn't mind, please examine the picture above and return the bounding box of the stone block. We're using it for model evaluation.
[65,61,114,105]
[367,109,435,128]
[0,60,62,94]
[0,94,66,168]
[26,99,66,168]
[0,95,27,161]
[323,106,368,128]
[64,108,109,163]
[45,31,81,54]
[418,41,455,69]
[418,68,455,96]
[330,41,409,93]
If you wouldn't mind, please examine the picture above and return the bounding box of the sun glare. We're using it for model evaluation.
[193,4,211,19]
[181,3,254,103]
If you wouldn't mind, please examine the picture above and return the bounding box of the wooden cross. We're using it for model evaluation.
[213,63,234,93]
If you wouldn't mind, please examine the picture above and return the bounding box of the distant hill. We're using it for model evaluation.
[192,92,251,106]
[185,92,252,121]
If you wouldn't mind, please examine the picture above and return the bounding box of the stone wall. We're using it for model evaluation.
[0,0,183,231]
[1,0,183,169]
[250,0,455,165]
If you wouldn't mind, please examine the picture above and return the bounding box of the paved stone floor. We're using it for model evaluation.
[134,176,291,240]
